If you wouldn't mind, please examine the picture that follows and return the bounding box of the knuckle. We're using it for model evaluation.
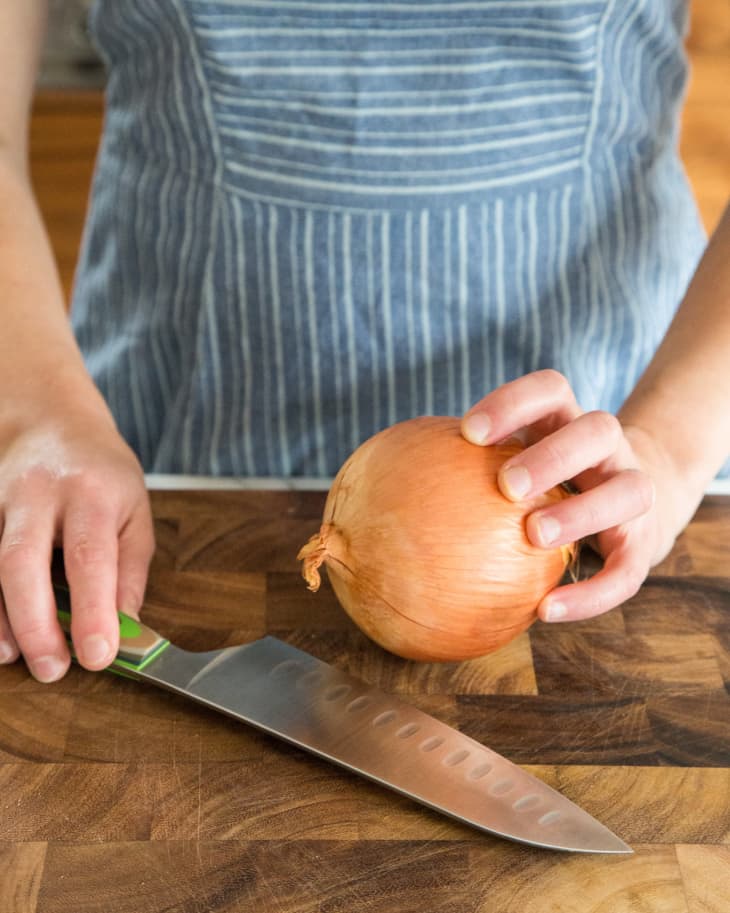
[585,410,621,443]
[8,465,57,496]
[0,539,38,574]
[64,538,110,574]
[13,616,53,644]
[628,470,655,513]
[586,590,612,618]
[604,469,655,520]
[539,369,571,397]
[581,499,604,534]
[11,616,60,657]
[582,559,649,619]
[619,562,647,601]
[537,435,569,470]
[67,471,114,505]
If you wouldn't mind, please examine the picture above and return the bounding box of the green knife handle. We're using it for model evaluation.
[53,583,170,676]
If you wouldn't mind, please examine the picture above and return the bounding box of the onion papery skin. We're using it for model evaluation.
[298,416,573,662]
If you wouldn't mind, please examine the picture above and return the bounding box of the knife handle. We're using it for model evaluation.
[53,583,170,677]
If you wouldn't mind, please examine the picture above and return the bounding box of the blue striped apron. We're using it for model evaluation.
[72,0,706,476]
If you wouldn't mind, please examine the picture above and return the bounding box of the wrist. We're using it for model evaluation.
[620,420,703,536]
[0,360,117,443]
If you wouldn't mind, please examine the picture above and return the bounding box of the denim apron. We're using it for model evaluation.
[72,0,706,476]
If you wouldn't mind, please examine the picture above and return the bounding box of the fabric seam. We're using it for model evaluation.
[582,0,615,169]
[166,0,227,472]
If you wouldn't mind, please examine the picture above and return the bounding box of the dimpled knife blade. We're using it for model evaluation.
[54,586,631,854]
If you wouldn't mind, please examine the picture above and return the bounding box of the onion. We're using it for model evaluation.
[298,416,574,662]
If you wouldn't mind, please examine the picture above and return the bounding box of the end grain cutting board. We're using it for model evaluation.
[1,489,729,912]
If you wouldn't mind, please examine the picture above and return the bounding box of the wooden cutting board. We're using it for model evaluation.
[1,488,729,913]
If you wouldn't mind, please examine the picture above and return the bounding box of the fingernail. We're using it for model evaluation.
[536,514,561,546]
[0,641,16,663]
[545,601,568,622]
[501,464,531,499]
[81,634,113,668]
[462,413,491,445]
[32,655,66,683]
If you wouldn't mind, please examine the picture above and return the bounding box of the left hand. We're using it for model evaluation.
[461,370,698,623]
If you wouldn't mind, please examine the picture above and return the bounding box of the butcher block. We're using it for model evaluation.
[1,485,729,912]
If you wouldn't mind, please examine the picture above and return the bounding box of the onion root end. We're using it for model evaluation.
[297,532,329,592]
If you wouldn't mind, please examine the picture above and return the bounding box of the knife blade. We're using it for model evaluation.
[53,583,630,855]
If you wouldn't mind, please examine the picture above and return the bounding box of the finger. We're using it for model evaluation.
[62,497,121,671]
[496,411,623,501]
[461,370,582,446]
[538,542,649,622]
[0,513,18,664]
[116,501,156,621]
[0,506,70,683]
[526,469,655,549]
[0,589,20,664]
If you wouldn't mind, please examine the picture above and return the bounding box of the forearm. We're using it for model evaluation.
[0,160,153,685]
[619,202,730,502]
[0,155,113,430]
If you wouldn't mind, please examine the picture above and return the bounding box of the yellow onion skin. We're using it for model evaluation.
[298,416,573,662]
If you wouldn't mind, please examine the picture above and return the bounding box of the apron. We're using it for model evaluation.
[72,0,706,476]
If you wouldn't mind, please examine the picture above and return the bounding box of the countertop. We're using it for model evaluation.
[1,485,729,912]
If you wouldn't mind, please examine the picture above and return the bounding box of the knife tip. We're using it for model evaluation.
[582,829,633,855]
[608,837,634,855]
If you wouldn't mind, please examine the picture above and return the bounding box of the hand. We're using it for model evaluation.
[461,370,697,623]
[0,407,155,681]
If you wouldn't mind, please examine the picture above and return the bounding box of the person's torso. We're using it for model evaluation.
[72,0,706,476]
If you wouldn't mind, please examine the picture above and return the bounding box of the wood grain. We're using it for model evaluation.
[468,843,689,913]
[676,844,730,913]
[1,489,729,911]
[0,844,46,913]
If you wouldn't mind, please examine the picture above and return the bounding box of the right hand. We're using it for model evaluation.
[0,407,155,682]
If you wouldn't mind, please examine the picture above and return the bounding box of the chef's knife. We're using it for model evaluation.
[53,584,630,854]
